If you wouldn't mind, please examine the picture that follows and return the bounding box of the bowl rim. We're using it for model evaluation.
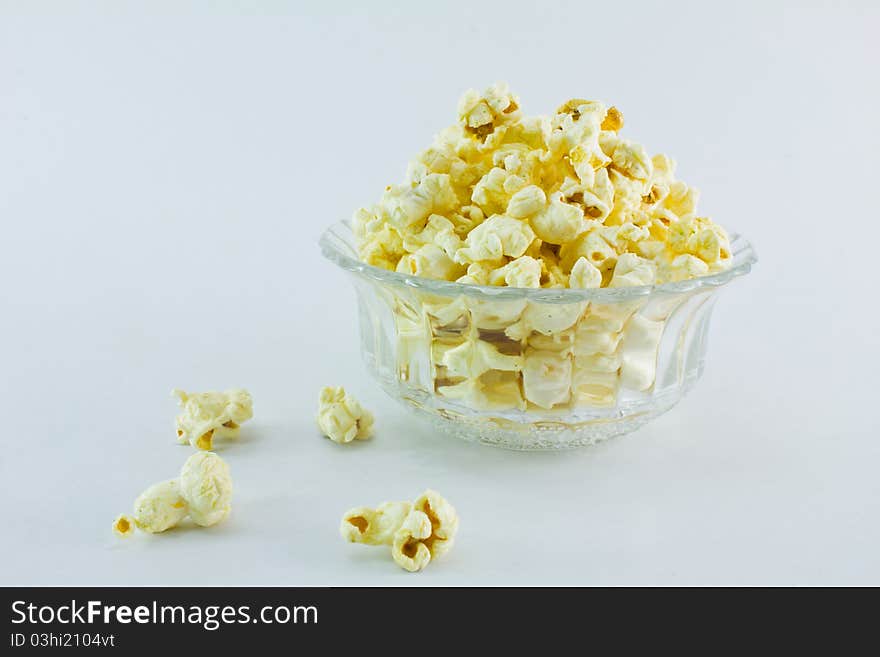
[319,220,757,303]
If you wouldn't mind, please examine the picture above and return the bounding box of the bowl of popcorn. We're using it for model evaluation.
[321,84,756,450]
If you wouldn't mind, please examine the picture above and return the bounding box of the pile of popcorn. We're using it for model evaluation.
[354,83,731,289]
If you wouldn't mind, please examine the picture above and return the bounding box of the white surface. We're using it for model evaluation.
[1,0,878,586]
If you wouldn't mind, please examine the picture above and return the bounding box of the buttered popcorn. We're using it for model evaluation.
[113,452,233,536]
[354,83,732,288]
[317,387,374,444]
[173,388,253,451]
[341,490,459,572]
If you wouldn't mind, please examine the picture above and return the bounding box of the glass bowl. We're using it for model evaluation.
[320,221,757,450]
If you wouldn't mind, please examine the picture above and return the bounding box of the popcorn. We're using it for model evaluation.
[341,501,413,546]
[317,387,374,444]
[506,184,547,220]
[340,490,459,573]
[455,214,535,264]
[490,255,542,288]
[522,349,572,409]
[126,480,187,534]
[354,84,729,290]
[349,85,734,410]
[178,452,233,527]
[609,253,656,288]
[569,257,603,289]
[619,315,665,391]
[173,388,253,451]
[113,452,233,536]
[530,193,587,244]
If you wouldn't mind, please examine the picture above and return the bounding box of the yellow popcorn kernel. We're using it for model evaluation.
[609,253,656,288]
[316,386,374,445]
[569,257,603,289]
[522,349,572,409]
[341,501,413,546]
[112,514,135,538]
[506,184,547,220]
[455,215,535,264]
[490,255,542,288]
[173,388,253,451]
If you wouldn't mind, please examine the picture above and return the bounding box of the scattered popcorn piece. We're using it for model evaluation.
[178,451,233,527]
[173,388,253,451]
[341,501,413,546]
[113,453,233,537]
[392,510,434,572]
[316,386,375,444]
[341,490,459,573]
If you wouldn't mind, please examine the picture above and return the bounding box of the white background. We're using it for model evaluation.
[1,0,878,586]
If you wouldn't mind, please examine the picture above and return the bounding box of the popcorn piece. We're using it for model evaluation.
[569,257,603,289]
[178,451,233,527]
[341,490,459,573]
[522,349,572,409]
[391,510,434,572]
[396,244,464,281]
[113,453,233,537]
[490,255,542,288]
[128,480,189,533]
[530,193,586,244]
[112,514,135,538]
[316,387,374,444]
[173,388,253,451]
[609,253,656,288]
[455,215,535,264]
[619,314,665,391]
[662,253,710,282]
[440,339,521,379]
[341,501,413,546]
[506,184,547,220]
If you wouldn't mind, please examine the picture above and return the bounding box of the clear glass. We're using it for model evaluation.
[320,221,757,450]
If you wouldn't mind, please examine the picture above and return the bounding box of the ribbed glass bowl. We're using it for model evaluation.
[320,221,756,450]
